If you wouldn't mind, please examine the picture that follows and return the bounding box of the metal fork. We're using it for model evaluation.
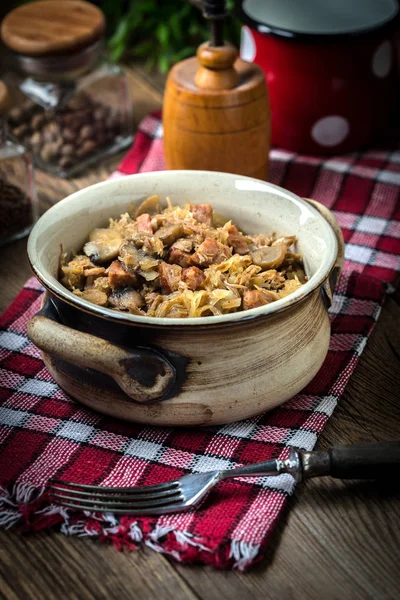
[49,442,400,515]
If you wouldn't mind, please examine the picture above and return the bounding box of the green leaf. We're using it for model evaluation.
[156,23,169,48]
[101,0,242,75]
[169,13,183,43]
[158,53,170,74]
[109,17,130,48]
[131,40,155,57]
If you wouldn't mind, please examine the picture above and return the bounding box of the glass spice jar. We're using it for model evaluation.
[0,80,38,247]
[1,0,133,178]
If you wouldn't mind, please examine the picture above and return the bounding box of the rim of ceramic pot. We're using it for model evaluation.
[235,0,400,42]
[28,170,338,328]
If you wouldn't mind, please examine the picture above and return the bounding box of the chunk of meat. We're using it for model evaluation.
[182,266,206,291]
[192,203,213,226]
[227,225,249,255]
[168,247,191,268]
[136,213,153,234]
[190,238,231,267]
[107,260,139,289]
[159,262,182,294]
[250,243,286,270]
[108,288,144,312]
[243,289,278,310]
[155,223,184,247]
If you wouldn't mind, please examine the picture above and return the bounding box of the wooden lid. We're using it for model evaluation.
[1,1,106,56]
[0,81,10,116]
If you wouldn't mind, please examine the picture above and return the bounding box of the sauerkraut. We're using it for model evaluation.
[60,196,307,318]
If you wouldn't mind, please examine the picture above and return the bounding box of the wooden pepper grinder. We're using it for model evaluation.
[163,0,270,180]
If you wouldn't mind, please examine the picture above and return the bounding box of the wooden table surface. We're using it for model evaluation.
[1,66,400,600]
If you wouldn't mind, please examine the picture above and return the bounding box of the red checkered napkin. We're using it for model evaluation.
[0,113,399,570]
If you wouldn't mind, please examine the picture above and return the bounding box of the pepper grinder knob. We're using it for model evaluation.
[195,42,239,90]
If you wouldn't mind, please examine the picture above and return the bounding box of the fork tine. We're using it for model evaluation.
[54,500,186,515]
[49,485,180,502]
[50,479,180,494]
[50,491,184,510]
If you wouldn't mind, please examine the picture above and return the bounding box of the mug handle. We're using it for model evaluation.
[28,310,177,404]
[303,198,345,307]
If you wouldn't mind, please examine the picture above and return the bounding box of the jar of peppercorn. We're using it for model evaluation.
[1,0,133,177]
[0,80,38,247]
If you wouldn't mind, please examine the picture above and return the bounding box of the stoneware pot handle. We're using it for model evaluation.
[27,314,176,403]
[303,198,345,307]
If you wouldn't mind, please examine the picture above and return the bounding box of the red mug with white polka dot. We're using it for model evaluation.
[236,0,399,154]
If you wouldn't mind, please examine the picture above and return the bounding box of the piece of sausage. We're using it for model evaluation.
[243,289,278,310]
[158,262,182,293]
[182,266,206,291]
[107,260,139,289]
[226,225,249,255]
[190,237,231,267]
[192,203,213,226]
[136,213,153,234]
[168,247,191,268]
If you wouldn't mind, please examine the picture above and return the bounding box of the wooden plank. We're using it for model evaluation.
[0,532,199,600]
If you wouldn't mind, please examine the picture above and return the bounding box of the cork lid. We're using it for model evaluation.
[0,81,10,116]
[1,0,106,56]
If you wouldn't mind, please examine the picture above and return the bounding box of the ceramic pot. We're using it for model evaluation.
[27,171,344,426]
[237,0,399,154]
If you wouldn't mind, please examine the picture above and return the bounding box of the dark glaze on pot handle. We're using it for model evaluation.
[27,314,176,403]
[303,198,345,308]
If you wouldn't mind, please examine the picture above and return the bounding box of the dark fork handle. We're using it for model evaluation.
[302,441,400,480]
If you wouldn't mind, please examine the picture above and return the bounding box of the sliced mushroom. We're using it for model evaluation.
[83,228,122,263]
[109,288,145,312]
[155,223,184,247]
[75,287,109,306]
[119,242,140,268]
[134,195,160,217]
[250,243,287,270]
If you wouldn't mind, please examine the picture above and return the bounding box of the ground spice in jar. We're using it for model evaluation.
[0,80,37,246]
[0,178,32,238]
